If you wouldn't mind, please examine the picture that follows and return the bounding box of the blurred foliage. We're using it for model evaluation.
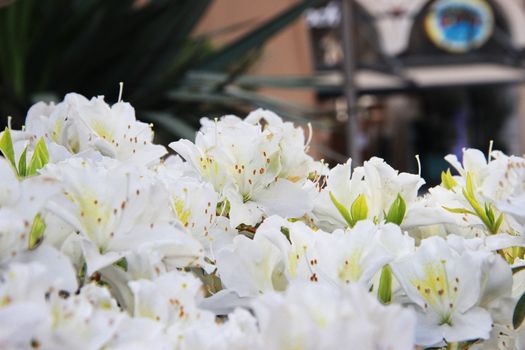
[0,0,332,142]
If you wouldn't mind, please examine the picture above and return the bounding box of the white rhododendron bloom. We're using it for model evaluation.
[170,110,324,228]
[0,92,524,350]
[257,217,408,286]
[403,148,525,275]
[25,93,166,165]
[215,228,286,297]
[0,158,58,265]
[313,157,424,231]
[43,158,203,275]
[251,281,416,350]
[391,236,509,346]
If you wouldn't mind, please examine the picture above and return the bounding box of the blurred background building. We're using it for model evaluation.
[198,0,525,186]
[2,0,525,186]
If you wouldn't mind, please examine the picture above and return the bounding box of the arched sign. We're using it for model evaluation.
[424,0,494,53]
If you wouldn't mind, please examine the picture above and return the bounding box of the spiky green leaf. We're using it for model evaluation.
[350,194,368,226]
[385,194,406,225]
[280,226,291,243]
[115,258,128,271]
[494,213,505,234]
[378,265,392,304]
[0,127,16,169]
[465,172,476,198]
[27,137,49,176]
[485,203,495,226]
[17,145,27,177]
[443,207,476,215]
[28,213,45,250]
[199,0,322,71]
[329,191,352,228]
[441,169,458,190]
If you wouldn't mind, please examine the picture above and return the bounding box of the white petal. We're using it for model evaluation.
[443,307,492,342]
[255,179,314,218]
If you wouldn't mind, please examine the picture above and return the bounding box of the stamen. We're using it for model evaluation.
[305,122,313,151]
[415,154,421,177]
[118,82,124,103]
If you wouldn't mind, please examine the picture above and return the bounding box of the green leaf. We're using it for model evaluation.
[350,194,368,226]
[494,213,505,234]
[78,262,87,283]
[462,188,487,225]
[443,207,476,215]
[0,127,16,169]
[385,194,406,225]
[378,265,392,304]
[28,213,45,250]
[465,172,475,198]
[27,137,49,176]
[441,169,458,190]
[184,71,343,92]
[199,0,322,71]
[17,146,27,177]
[485,203,495,226]
[114,258,128,271]
[142,111,197,141]
[460,179,501,234]
[280,226,291,243]
[513,291,525,329]
[329,191,353,228]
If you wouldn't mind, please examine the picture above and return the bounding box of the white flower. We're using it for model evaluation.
[99,247,167,310]
[170,112,320,227]
[469,323,517,350]
[258,217,396,286]
[104,316,170,350]
[255,215,324,282]
[128,270,226,350]
[0,263,53,349]
[313,157,424,231]
[312,221,393,286]
[406,149,525,248]
[391,236,495,346]
[177,308,261,350]
[251,280,416,350]
[156,165,236,261]
[244,109,326,181]
[39,284,124,350]
[2,94,524,349]
[44,158,202,275]
[25,93,167,165]
[215,231,286,297]
[0,157,59,265]
[0,258,78,349]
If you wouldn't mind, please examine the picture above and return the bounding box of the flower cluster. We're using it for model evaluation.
[0,92,524,349]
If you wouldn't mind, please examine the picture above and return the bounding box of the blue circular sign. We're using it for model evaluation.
[425,0,494,53]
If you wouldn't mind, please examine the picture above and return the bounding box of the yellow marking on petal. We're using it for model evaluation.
[410,261,456,325]
[338,249,363,283]
[172,197,191,227]
[286,175,302,183]
[51,120,63,143]
[74,191,113,244]
[90,120,113,141]
[287,251,301,278]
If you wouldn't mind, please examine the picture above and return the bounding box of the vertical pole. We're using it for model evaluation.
[340,0,361,166]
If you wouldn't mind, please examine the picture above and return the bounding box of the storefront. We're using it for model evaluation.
[307,0,525,185]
